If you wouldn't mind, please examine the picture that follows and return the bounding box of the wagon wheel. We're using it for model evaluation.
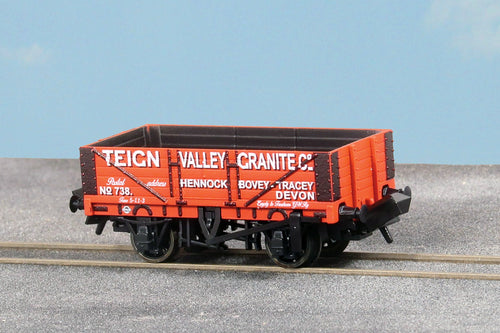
[321,240,350,257]
[130,223,179,263]
[264,226,322,268]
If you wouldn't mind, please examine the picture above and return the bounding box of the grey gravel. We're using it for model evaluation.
[0,158,499,332]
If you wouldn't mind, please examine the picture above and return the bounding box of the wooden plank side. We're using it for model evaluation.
[81,127,398,224]
[87,146,321,221]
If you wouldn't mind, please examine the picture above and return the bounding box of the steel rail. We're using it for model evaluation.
[0,257,499,281]
[338,251,500,265]
[0,241,131,251]
[0,241,499,265]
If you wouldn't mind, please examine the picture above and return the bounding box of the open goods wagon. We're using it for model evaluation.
[70,125,411,268]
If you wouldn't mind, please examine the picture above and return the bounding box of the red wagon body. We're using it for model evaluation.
[70,125,411,267]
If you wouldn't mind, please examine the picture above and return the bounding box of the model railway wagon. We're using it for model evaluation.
[70,125,411,268]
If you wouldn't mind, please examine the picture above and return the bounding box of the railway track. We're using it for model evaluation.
[0,241,499,281]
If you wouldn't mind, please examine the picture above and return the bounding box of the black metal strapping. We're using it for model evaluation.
[384,132,395,180]
[80,147,97,195]
[314,153,332,202]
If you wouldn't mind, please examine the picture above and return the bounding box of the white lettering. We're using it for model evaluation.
[298,154,312,170]
[114,150,126,167]
[146,151,160,168]
[179,179,228,189]
[210,152,218,168]
[178,151,226,169]
[133,151,146,167]
[102,150,113,165]
[277,181,314,191]
[235,152,311,171]
[279,153,287,170]
[237,152,249,169]
[217,152,225,168]
[248,153,258,170]
[146,179,167,187]
[106,177,126,186]
[276,191,315,201]
[238,180,271,190]
[100,149,160,168]
[126,150,132,167]
[99,186,112,195]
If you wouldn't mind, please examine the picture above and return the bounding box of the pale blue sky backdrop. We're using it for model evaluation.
[1,1,499,164]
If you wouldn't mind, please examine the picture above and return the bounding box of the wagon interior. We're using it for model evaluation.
[89,125,380,152]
